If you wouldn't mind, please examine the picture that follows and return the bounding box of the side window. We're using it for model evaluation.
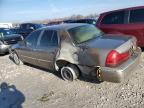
[130,9,144,23]
[25,30,41,47]
[20,24,27,29]
[101,11,125,24]
[25,24,30,29]
[39,30,58,48]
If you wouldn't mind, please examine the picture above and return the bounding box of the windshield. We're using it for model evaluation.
[68,25,104,44]
[0,29,13,38]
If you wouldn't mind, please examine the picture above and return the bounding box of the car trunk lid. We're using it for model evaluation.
[78,34,137,67]
[81,34,133,50]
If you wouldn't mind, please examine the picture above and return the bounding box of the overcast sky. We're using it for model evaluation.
[0,0,144,22]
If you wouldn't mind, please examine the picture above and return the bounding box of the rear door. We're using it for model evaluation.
[34,30,59,70]
[125,8,144,46]
[18,30,42,65]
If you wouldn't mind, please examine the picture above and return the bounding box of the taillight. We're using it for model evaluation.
[106,50,130,67]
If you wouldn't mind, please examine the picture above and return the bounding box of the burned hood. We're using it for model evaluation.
[80,35,132,49]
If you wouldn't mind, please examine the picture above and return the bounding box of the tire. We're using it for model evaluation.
[13,52,23,65]
[61,64,80,81]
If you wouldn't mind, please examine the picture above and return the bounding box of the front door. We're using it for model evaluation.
[18,30,42,65]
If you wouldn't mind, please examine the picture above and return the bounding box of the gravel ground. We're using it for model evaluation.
[0,53,144,108]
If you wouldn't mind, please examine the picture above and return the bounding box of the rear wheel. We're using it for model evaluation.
[61,64,80,81]
[13,52,23,65]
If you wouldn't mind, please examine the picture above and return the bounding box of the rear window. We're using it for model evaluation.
[130,9,144,23]
[68,25,104,44]
[101,11,125,24]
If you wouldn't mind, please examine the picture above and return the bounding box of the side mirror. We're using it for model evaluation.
[30,27,34,31]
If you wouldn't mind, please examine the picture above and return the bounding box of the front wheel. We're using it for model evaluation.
[13,52,23,65]
[61,64,80,81]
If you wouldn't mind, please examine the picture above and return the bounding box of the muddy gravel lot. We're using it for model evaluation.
[0,53,144,108]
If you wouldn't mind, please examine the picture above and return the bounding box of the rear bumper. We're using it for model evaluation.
[0,44,10,54]
[101,47,141,83]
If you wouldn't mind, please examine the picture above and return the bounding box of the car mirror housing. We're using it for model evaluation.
[30,27,35,31]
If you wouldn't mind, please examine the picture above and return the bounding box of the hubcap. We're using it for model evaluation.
[62,68,73,81]
[63,69,73,80]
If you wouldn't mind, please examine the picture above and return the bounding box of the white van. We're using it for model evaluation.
[0,23,13,28]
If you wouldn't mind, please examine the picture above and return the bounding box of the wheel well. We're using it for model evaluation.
[56,60,70,69]
[56,60,81,73]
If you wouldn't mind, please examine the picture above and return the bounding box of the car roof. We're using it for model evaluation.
[39,23,89,31]
[101,6,144,15]
[64,19,96,23]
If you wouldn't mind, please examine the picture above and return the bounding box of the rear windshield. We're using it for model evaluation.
[68,25,104,44]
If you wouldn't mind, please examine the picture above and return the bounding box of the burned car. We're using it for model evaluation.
[9,24,141,83]
[0,28,23,54]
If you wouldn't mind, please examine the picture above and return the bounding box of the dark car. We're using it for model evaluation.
[64,19,97,25]
[10,28,20,34]
[0,28,23,54]
[17,23,45,38]
[9,24,141,83]
[63,20,74,23]
[47,20,63,26]
[97,6,144,47]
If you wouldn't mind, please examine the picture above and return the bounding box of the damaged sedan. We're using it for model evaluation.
[9,24,141,83]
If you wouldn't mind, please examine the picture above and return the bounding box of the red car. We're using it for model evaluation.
[97,6,144,47]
